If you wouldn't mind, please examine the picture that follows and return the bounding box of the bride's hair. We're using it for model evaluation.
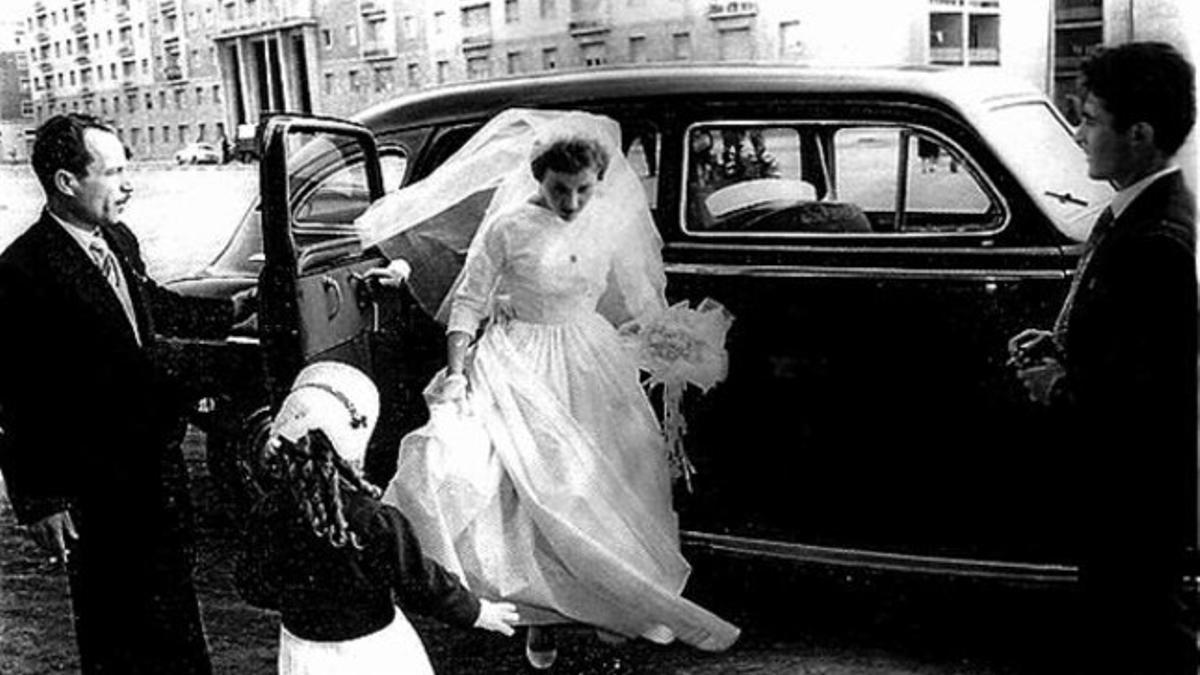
[276,429,381,550]
[530,136,610,182]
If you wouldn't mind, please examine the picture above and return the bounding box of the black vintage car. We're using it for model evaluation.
[164,63,1126,585]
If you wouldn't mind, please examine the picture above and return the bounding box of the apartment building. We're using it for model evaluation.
[1,18,34,161]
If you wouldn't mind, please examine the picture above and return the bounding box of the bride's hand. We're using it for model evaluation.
[439,372,468,403]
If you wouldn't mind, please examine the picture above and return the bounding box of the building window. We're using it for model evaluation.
[406,62,420,87]
[506,50,523,74]
[127,94,136,112]
[779,20,803,59]
[466,54,491,80]
[198,122,206,141]
[321,29,332,49]
[69,71,76,85]
[540,0,555,19]
[348,69,361,92]
[505,0,519,24]
[403,15,416,39]
[436,60,449,84]
[717,27,753,61]
[629,35,646,63]
[111,63,117,79]
[101,98,108,114]
[374,66,392,93]
[433,11,445,34]
[582,41,606,67]
[968,13,1000,64]
[323,72,334,95]
[148,125,155,145]
[672,32,691,60]
[195,86,203,105]
[461,4,490,31]
[142,58,149,75]
[162,125,169,144]
[929,12,964,64]
[178,124,188,143]
[130,127,140,147]
[365,17,386,46]
[22,100,34,117]
[542,46,557,70]
[345,24,358,48]
[145,92,152,109]
[213,85,221,104]
[159,90,166,108]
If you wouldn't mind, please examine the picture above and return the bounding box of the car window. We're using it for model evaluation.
[683,121,1002,237]
[293,149,407,226]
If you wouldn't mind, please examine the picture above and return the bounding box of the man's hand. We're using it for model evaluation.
[29,510,77,563]
[362,259,412,289]
[1007,328,1055,369]
[1016,357,1065,406]
[231,286,258,323]
[473,599,519,636]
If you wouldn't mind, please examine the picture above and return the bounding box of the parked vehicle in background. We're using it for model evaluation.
[234,123,259,163]
[174,141,223,165]
[162,64,1161,591]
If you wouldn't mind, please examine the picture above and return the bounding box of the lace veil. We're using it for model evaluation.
[357,107,666,326]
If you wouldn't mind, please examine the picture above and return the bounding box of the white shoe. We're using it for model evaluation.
[525,626,557,670]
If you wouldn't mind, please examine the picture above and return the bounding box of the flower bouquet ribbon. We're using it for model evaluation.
[620,298,734,492]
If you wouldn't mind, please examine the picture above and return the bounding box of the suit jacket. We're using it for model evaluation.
[0,211,234,534]
[1057,171,1197,565]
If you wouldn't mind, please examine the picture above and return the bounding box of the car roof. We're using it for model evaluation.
[353,62,1042,132]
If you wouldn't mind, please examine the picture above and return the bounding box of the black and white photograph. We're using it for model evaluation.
[0,0,1197,673]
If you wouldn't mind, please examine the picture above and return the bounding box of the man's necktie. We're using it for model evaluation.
[87,239,141,345]
[88,240,122,293]
[1053,205,1116,340]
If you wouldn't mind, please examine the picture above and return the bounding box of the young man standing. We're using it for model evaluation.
[1009,42,1196,674]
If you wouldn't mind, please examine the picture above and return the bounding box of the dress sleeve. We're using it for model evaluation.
[446,219,506,336]
[374,503,481,628]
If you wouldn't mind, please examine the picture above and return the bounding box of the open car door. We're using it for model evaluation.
[258,114,386,409]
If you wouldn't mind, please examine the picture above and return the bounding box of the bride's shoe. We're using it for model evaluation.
[525,626,558,670]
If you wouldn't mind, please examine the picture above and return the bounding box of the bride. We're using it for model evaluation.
[359,109,740,668]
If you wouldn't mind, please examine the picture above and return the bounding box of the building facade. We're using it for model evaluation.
[0,17,33,161]
[18,0,1191,160]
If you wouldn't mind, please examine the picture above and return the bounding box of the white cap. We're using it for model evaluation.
[270,361,379,464]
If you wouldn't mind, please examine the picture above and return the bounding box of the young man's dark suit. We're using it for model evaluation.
[1054,170,1197,673]
[0,212,235,674]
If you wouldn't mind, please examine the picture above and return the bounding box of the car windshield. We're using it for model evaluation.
[976,100,1112,241]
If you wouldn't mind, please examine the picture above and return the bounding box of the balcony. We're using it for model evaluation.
[215,0,318,38]
[80,84,93,96]
[33,1,45,12]
[73,21,87,34]
[360,0,385,17]
[118,44,135,58]
[39,60,53,72]
[567,19,609,37]
[75,53,90,65]
[164,64,183,80]
[362,42,395,59]
[1057,5,1102,24]
[707,1,757,19]
[968,47,999,64]
[122,78,138,89]
[37,31,49,43]
[160,0,177,12]
[461,30,492,49]
[116,11,130,23]
[930,46,963,64]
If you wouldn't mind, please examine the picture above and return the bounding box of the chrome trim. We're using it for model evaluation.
[665,261,1067,282]
[681,531,1078,585]
[225,335,260,346]
[678,118,1011,241]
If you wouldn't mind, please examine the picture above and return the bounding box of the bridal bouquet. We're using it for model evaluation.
[621,298,734,491]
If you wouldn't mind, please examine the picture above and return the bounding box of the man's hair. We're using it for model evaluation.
[31,113,118,195]
[530,136,609,181]
[1080,41,1196,156]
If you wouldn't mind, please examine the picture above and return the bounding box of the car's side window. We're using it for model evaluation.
[293,149,407,226]
[682,121,1002,237]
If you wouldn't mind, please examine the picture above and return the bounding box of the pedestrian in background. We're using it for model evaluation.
[1007,41,1197,674]
[0,113,255,674]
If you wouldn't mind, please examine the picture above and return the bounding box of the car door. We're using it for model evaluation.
[258,115,388,407]
[665,100,1079,577]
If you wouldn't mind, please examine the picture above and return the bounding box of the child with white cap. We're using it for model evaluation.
[238,360,518,675]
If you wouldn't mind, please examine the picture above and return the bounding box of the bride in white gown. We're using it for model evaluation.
[361,109,740,666]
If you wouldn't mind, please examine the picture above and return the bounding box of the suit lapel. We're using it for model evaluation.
[35,214,142,349]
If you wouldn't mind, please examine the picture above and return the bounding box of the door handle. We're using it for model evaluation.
[321,275,342,320]
[983,282,998,294]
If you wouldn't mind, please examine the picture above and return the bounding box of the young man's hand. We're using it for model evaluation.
[29,510,77,564]
[474,599,519,636]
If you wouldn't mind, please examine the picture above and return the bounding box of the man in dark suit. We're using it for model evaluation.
[1008,42,1196,674]
[0,114,254,673]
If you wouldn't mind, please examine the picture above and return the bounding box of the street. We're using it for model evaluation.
[0,162,1082,674]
